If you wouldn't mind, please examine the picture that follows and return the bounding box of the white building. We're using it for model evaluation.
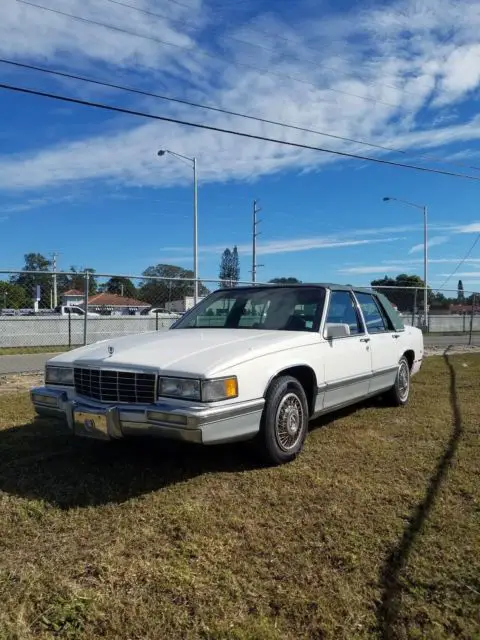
[61,289,84,306]
[166,296,205,313]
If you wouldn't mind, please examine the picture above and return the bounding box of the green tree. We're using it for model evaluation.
[10,253,53,309]
[370,274,428,312]
[219,246,240,287]
[63,267,98,296]
[0,281,30,309]
[269,277,302,284]
[104,276,137,298]
[231,246,240,284]
[139,264,209,307]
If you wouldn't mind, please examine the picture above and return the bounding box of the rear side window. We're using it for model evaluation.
[355,292,393,333]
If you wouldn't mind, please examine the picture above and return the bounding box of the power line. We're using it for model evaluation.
[101,0,416,99]
[2,80,480,183]
[16,0,400,109]
[438,234,480,288]
[3,57,480,174]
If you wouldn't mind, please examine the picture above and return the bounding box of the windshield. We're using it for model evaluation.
[172,286,326,331]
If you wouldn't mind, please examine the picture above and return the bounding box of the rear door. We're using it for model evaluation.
[321,290,373,410]
[354,292,401,393]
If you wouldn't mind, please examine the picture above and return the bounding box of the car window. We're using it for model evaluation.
[355,292,391,333]
[325,291,363,336]
[175,287,326,331]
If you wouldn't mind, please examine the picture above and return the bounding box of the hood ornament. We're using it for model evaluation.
[108,345,114,357]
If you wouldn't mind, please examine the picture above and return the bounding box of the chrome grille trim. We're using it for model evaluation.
[74,367,157,404]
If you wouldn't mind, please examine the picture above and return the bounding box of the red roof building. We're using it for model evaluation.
[63,289,84,296]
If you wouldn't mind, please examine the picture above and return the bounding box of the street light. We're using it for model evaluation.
[383,196,428,330]
[157,148,198,304]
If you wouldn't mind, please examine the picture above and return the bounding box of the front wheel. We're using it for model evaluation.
[386,355,411,406]
[256,375,309,465]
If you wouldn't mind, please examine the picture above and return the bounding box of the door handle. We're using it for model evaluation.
[360,337,370,343]
[392,334,400,339]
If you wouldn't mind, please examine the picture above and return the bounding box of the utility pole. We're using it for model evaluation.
[252,200,263,283]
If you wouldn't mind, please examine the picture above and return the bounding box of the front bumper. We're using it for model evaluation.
[30,387,265,445]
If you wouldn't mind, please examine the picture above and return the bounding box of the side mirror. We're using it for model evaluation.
[324,323,350,339]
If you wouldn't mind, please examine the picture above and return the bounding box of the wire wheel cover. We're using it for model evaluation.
[275,392,304,452]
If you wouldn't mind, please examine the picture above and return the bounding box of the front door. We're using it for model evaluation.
[354,292,401,393]
[320,290,372,411]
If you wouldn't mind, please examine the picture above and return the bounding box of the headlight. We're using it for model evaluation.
[158,377,201,401]
[45,365,74,386]
[158,376,238,402]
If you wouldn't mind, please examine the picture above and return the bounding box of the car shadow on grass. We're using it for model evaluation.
[375,349,463,638]
[0,416,260,509]
[0,394,388,510]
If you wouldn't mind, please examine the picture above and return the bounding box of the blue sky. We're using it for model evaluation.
[1,0,480,294]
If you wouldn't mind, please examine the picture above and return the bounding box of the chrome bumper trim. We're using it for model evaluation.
[31,387,264,444]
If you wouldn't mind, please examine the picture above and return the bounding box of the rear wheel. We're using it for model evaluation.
[386,355,411,406]
[257,375,309,465]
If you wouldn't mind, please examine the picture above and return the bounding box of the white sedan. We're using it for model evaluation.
[31,284,424,465]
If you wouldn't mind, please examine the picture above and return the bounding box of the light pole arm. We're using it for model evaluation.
[388,197,424,211]
[164,149,194,165]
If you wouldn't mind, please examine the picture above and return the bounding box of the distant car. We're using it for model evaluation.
[53,305,100,317]
[31,284,424,466]
[141,307,181,318]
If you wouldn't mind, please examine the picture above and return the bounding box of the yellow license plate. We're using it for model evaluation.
[74,411,109,440]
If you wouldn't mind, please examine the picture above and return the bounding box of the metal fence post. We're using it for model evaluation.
[83,270,90,346]
[469,294,476,345]
[155,310,159,331]
[412,287,418,326]
[68,310,72,349]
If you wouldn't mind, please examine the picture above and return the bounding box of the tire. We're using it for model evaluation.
[386,355,411,406]
[257,375,309,465]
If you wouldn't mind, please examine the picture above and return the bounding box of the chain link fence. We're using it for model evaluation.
[1,271,479,348]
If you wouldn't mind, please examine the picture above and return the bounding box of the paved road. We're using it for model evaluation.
[0,334,478,375]
[0,353,59,375]
[424,334,478,348]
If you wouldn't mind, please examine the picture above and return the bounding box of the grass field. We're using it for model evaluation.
[0,354,479,639]
[0,346,71,356]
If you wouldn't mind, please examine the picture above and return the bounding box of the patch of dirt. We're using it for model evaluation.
[0,372,43,395]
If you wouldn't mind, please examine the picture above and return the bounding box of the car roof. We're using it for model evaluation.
[216,283,375,294]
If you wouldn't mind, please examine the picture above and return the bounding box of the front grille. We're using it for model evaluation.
[74,367,156,404]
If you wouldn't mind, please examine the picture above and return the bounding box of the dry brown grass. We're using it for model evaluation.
[0,354,479,639]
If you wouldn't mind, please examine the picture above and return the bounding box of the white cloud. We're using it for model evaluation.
[454,223,480,233]
[242,236,403,256]
[0,0,201,69]
[439,271,480,277]
[0,194,76,213]
[383,257,480,264]
[408,236,449,254]
[340,257,480,274]
[2,0,480,191]
[166,234,404,257]
[339,265,410,275]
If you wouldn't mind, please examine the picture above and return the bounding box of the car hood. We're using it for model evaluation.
[50,328,319,377]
